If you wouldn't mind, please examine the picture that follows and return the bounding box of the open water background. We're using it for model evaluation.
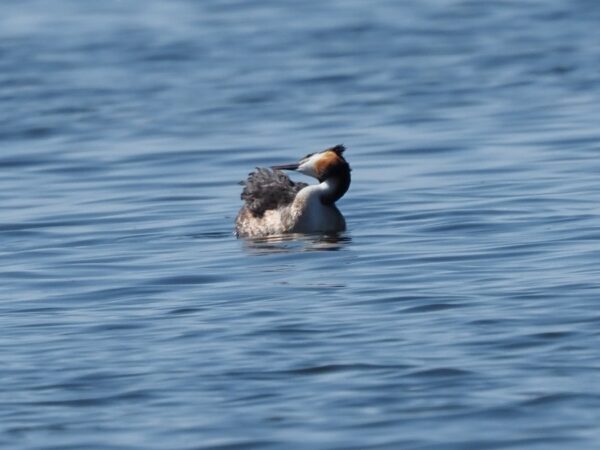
[2,1,600,449]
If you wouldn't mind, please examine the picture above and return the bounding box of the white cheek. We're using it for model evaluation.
[298,162,317,178]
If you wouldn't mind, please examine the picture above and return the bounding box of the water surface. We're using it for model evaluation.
[2,1,600,449]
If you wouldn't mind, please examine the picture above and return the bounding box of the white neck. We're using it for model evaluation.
[288,178,346,233]
[297,178,339,204]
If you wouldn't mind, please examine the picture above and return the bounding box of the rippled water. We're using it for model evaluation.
[2,1,600,449]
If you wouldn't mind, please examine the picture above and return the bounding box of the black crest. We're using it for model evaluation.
[329,144,346,156]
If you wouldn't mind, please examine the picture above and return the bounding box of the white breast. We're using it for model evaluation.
[288,184,346,233]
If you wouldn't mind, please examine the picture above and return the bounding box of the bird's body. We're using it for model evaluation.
[235,145,351,238]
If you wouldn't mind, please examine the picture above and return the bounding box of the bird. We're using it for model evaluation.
[235,145,351,238]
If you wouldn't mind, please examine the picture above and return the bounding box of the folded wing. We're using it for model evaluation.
[240,168,308,217]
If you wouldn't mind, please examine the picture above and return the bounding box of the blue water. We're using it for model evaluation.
[2,1,600,448]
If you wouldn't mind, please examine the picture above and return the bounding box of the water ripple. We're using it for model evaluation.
[2,1,600,449]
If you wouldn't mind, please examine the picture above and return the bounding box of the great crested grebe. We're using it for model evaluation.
[235,145,351,238]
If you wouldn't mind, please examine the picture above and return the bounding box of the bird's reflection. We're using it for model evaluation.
[242,232,352,255]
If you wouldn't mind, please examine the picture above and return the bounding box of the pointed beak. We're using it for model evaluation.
[271,162,299,171]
